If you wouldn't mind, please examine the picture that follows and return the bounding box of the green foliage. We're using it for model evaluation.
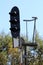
[0,52,7,65]
[0,31,43,65]
[0,32,12,65]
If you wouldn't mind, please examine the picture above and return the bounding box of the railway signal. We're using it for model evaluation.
[9,6,20,48]
[9,6,20,38]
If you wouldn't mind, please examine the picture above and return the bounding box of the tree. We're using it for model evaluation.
[0,32,12,65]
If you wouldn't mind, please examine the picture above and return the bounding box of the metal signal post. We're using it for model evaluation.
[23,17,38,43]
[9,6,23,65]
[23,17,38,65]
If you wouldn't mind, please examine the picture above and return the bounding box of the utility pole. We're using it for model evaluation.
[23,20,28,40]
[32,17,38,43]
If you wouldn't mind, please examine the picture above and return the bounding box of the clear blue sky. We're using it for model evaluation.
[0,0,43,40]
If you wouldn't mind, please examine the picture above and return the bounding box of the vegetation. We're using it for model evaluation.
[0,32,43,65]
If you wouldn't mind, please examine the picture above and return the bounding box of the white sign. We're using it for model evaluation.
[13,38,19,47]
